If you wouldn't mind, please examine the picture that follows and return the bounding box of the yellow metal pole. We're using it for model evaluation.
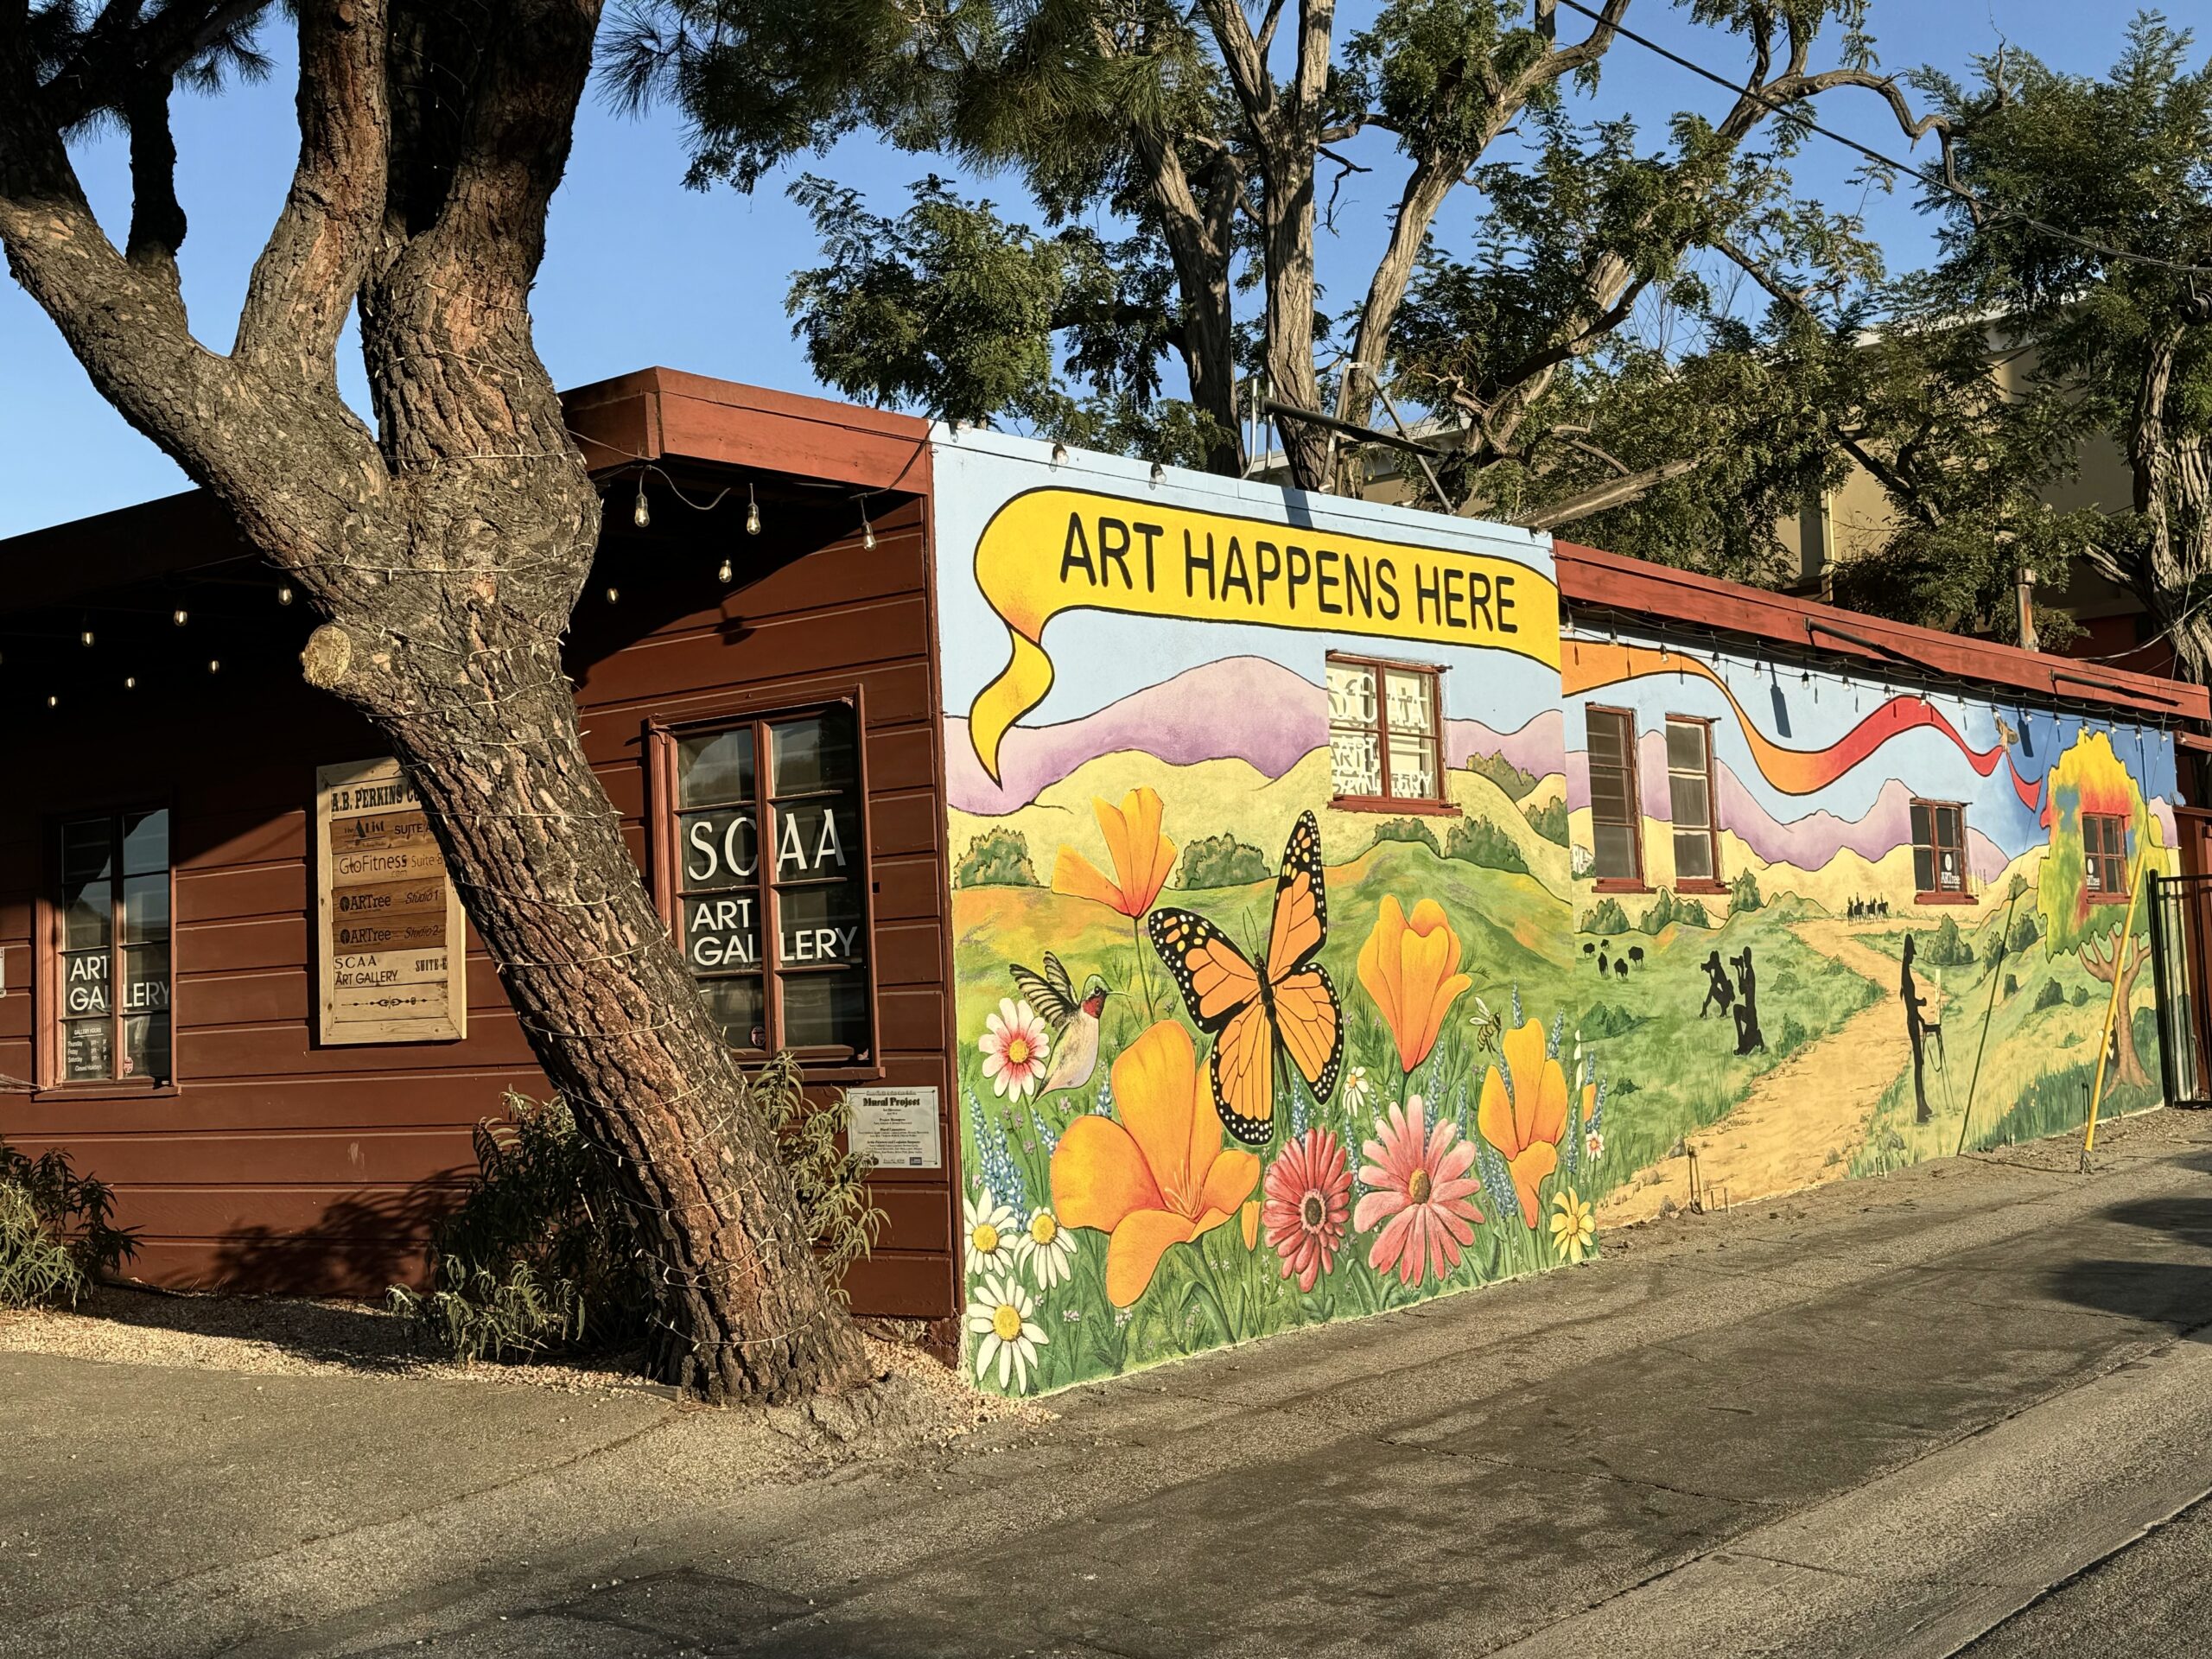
[2082,841,2153,1163]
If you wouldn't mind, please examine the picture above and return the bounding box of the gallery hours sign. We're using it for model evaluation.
[315,758,468,1045]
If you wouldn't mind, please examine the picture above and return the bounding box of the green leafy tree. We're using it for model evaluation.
[1729,868,1764,913]
[1914,18,2212,677]
[1525,797,1572,846]
[1179,833,1272,887]
[1586,896,1632,935]
[1444,816,1529,874]
[957,829,1040,887]
[1466,751,1539,801]
[1637,887,1675,932]
[609,0,1953,501]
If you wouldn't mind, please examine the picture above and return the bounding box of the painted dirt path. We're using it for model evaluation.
[1598,919,1927,1227]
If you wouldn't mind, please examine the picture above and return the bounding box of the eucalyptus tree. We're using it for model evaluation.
[0,1,863,1402]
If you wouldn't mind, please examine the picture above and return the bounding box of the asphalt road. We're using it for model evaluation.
[10,1107,2212,1659]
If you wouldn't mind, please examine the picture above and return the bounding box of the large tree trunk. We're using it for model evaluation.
[2127,324,2212,683]
[0,0,864,1402]
[2079,928,2150,1092]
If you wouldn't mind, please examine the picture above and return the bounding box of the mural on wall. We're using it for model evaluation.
[1559,628,2181,1227]
[933,434,1596,1396]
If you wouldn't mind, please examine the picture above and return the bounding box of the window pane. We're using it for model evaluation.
[769,712,858,796]
[1914,848,1936,893]
[677,730,754,807]
[60,818,113,886]
[1674,830,1713,881]
[1383,670,1434,736]
[61,881,111,950]
[1594,824,1637,881]
[1937,807,1964,854]
[677,808,760,891]
[697,974,766,1052]
[1389,737,1439,802]
[2087,854,2106,893]
[1589,770,1634,824]
[62,1016,112,1082]
[1330,728,1382,798]
[1665,721,1707,773]
[121,874,168,944]
[777,885,867,966]
[60,948,110,1019]
[770,798,861,882]
[780,972,869,1052]
[1669,775,1711,830]
[1326,662,1376,727]
[683,887,761,974]
[123,1013,170,1084]
[1936,846,1962,892]
[121,810,168,876]
[1910,802,1932,848]
[121,944,170,1019]
[1586,710,1627,768]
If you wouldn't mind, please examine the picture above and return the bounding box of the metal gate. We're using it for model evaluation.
[2146,870,2212,1109]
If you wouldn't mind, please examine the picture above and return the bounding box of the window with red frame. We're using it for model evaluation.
[1326,654,1446,808]
[1910,799,1967,899]
[2084,812,2131,899]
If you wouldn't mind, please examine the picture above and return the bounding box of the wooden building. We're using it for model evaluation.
[3,366,2209,1363]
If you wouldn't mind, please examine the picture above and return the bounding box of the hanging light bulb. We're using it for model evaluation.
[1150,460,1166,485]
[46,694,58,709]
[746,483,761,537]
[79,624,94,648]
[124,676,137,690]
[632,474,651,531]
[716,556,734,584]
[859,499,875,550]
[207,658,221,675]
[276,583,295,607]
[171,607,188,627]
[1051,441,1069,466]
[604,585,620,606]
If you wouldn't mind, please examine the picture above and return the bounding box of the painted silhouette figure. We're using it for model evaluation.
[1901,934,1942,1125]
[1730,946,1764,1055]
[1699,950,1735,1020]
[1598,947,1610,976]
[1628,945,1645,970]
[1849,897,1861,921]
[1614,957,1630,980]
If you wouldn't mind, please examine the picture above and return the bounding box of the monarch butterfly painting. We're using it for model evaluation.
[1147,811,1345,1146]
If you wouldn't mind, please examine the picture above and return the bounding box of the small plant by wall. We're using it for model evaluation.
[1179,833,1270,887]
[0,1141,137,1309]
[956,828,1039,887]
[1444,816,1529,874]
[392,1061,884,1364]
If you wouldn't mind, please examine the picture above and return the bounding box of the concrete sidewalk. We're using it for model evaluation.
[9,1109,2212,1658]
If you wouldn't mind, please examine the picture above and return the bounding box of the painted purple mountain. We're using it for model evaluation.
[945,654,1566,815]
[1569,734,2005,880]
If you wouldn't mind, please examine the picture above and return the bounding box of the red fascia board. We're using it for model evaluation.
[563,367,931,495]
[1554,538,2209,726]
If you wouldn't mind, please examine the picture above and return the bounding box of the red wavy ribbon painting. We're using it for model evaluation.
[1565,641,2041,809]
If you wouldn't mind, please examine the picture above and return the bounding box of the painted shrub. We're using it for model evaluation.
[1559,625,2182,1222]
[931,432,1596,1395]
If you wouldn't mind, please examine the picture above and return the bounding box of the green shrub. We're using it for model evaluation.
[1637,889,1675,933]
[1370,817,1441,855]
[1524,798,1570,847]
[1729,870,1764,914]
[1179,833,1269,887]
[1444,816,1528,874]
[1775,1013,1811,1058]
[1914,914,1978,969]
[391,1062,884,1365]
[2033,976,2067,1012]
[955,828,1037,887]
[1465,751,1538,801]
[1581,1001,1643,1039]
[1585,897,1631,935]
[1675,897,1711,928]
[0,1141,137,1309]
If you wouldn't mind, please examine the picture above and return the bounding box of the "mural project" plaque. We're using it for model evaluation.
[315,758,467,1044]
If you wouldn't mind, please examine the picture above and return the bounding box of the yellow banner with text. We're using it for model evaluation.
[965,486,1561,780]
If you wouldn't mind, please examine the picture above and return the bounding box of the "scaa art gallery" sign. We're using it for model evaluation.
[315,758,468,1045]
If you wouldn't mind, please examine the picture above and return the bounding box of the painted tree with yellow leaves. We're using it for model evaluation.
[2036,733,2158,1090]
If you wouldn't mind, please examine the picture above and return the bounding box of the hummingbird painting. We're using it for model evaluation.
[1009,952,1113,1097]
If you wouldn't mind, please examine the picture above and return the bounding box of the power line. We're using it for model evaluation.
[1553,0,2212,279]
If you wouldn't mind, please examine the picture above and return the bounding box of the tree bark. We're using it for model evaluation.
[0,0,864,1402]
[2126,323,2212,683]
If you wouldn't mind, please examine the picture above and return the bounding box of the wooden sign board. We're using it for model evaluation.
[315,758,467,1045]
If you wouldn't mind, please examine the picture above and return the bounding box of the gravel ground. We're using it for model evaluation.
[0,1282,1042,1429]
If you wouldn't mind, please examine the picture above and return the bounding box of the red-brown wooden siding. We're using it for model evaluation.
[0,373,960,1319]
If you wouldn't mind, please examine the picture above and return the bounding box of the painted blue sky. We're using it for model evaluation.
[0,1,2145,538]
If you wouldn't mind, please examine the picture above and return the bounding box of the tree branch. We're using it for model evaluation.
[233,0,392,385]
[1509,455,1704,529]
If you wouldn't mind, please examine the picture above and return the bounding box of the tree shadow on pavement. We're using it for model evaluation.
[2045,1192,2212,1337]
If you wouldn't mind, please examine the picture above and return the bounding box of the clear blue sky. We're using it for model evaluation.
[0,0,2142,536]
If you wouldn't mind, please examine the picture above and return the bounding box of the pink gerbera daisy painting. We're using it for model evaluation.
[1261,1128,1352,1291]
[1353,1096,1484,1288]
[977,997,1052,1101]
